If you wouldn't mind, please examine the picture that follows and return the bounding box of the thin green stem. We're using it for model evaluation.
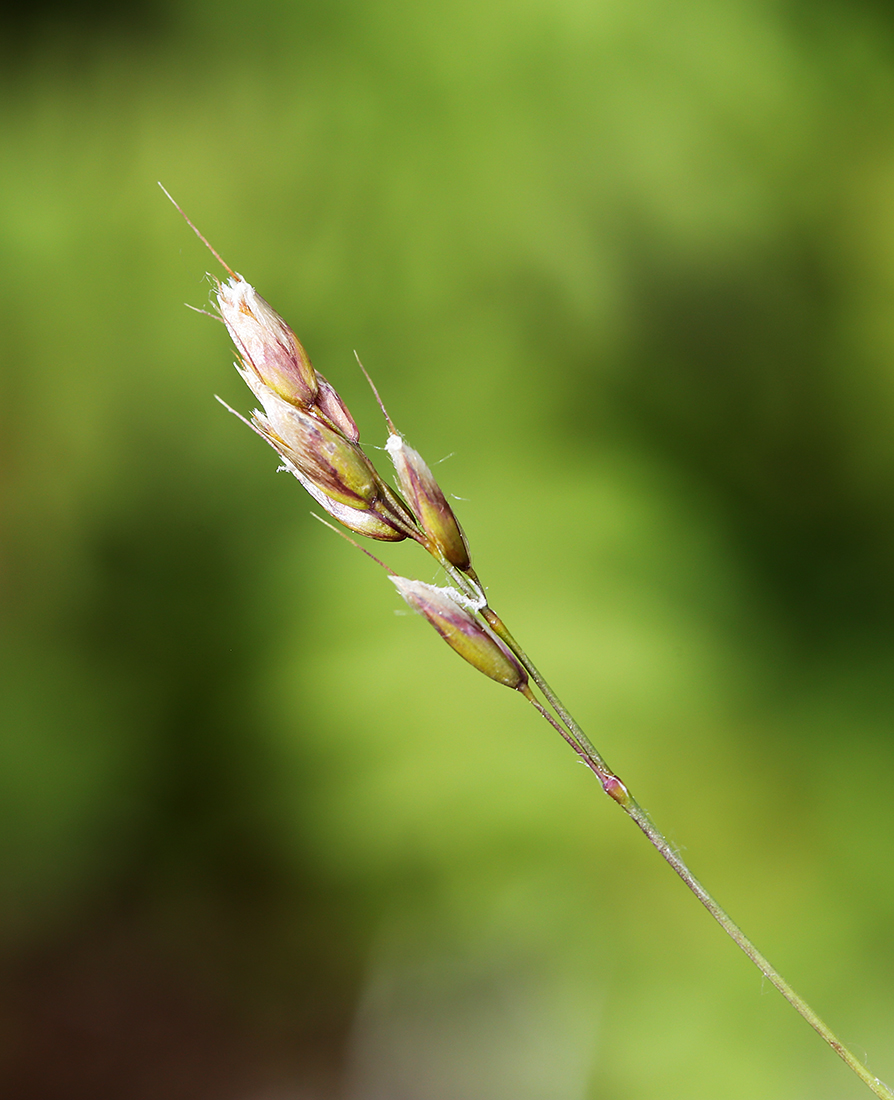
[480,597,894,1100]
[479,604,611,772]
[620,795,894,1100]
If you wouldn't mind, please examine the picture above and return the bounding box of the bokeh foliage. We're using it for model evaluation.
[2,1,894,1096]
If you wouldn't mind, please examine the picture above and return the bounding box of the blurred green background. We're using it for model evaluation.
[3,0,894,1096]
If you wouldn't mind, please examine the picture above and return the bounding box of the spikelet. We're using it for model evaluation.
[391,578,526,690]
[217,277,318,405]
[357,357,472,571]
[217,275,359,441]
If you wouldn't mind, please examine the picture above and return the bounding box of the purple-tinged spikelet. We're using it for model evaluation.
[217,277,318,407]
[227,388,419,542]
[391,578,526,689]
[217,276,359,441]
[385,433,472,571]
[356,357,472,570]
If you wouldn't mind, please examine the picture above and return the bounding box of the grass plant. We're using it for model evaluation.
[165,185,894,1099]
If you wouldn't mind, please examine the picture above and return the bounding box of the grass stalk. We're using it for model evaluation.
[477,591,894,1100]
[168,189,893,1097]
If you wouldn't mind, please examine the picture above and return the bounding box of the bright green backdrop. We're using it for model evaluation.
[2,1,894,1097]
